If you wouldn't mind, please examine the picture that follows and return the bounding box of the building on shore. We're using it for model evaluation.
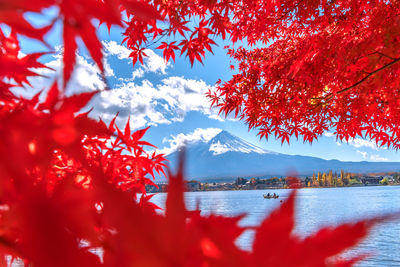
[360,176,383,185]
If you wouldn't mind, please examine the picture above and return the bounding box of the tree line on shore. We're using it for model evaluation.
[147,171,400,193]
[237,170,400,189]
[306,170,356,187]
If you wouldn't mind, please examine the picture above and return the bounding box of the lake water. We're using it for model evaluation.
[151,186,400,266]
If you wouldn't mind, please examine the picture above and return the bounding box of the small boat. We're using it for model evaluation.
[263,194,279,199]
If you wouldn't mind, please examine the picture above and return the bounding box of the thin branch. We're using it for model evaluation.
[325,56,400,99]
[375,51,396,60]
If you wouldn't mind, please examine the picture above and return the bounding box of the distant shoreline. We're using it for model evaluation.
[148,173,400,193]
[149,183,400,194]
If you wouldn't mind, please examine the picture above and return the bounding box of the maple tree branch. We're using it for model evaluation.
[325,56,400,99]
[338,57,400,93]
[308,57,400,112]
[144,31,169,48]
[375,51,396,60]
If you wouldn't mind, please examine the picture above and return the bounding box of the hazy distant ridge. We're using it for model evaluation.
[163,131,400,181]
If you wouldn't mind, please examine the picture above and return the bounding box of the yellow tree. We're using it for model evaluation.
[338,169,345,186]
[311,173,318,187]
[317,172,322,187]
[327,170,333,187]
[322,172,327,187]
[337,171,344,187]
[345,173,352,185]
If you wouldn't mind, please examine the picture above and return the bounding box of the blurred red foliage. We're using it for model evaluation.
[0,1,394,266]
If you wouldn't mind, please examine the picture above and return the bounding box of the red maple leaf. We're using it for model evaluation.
[0,0,53,41]
[60,0,122,86]
[157,41,179,63]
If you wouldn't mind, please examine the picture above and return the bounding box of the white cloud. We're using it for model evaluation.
[104,60,115,77]
[157,76,219,121]
[14,44,225,130]
[348,138,378,150]
[102,41,170,79]
[325,133,379,150]
[157,128,222,155]
[369,154,389,162]
[118,69,145,81]
[103,41,131,60]
[356,150,368,159]
[90,80,170,129]
[356,150,388,161]
[208,113,226,122]
[131,68,145,80]
[13,49,107,99]
[323,132,335,137]
[89,76,225,129]
[66,54,108,94]
[142,49,169,74]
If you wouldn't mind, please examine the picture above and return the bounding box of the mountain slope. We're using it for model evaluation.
[208,130,273,155]
[162,131,400,181]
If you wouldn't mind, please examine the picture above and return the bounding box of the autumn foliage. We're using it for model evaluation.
[0,0,396,266]
[207,1,400,148]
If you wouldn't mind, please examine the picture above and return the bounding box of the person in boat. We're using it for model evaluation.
[266,193,271,198]
[273,193,277,198]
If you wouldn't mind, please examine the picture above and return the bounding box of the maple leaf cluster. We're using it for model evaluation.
[4,0,400,148]
[0,0,395,266]
[205,1,400,148]
[112,0,400,149]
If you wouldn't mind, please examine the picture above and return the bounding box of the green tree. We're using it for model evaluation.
[343,173,351,186]
[235,177,247,185]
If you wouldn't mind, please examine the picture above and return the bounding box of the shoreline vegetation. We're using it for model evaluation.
[147,170,400,193]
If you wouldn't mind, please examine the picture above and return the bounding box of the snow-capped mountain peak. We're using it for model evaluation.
[208,130,274,155]
[160,130,400,181]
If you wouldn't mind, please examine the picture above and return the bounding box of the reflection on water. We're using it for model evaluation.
[151,186,400,267]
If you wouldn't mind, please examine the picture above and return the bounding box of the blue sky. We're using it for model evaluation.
[14,14,400,163]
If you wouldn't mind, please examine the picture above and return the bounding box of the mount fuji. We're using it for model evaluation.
[161,130,400,181]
